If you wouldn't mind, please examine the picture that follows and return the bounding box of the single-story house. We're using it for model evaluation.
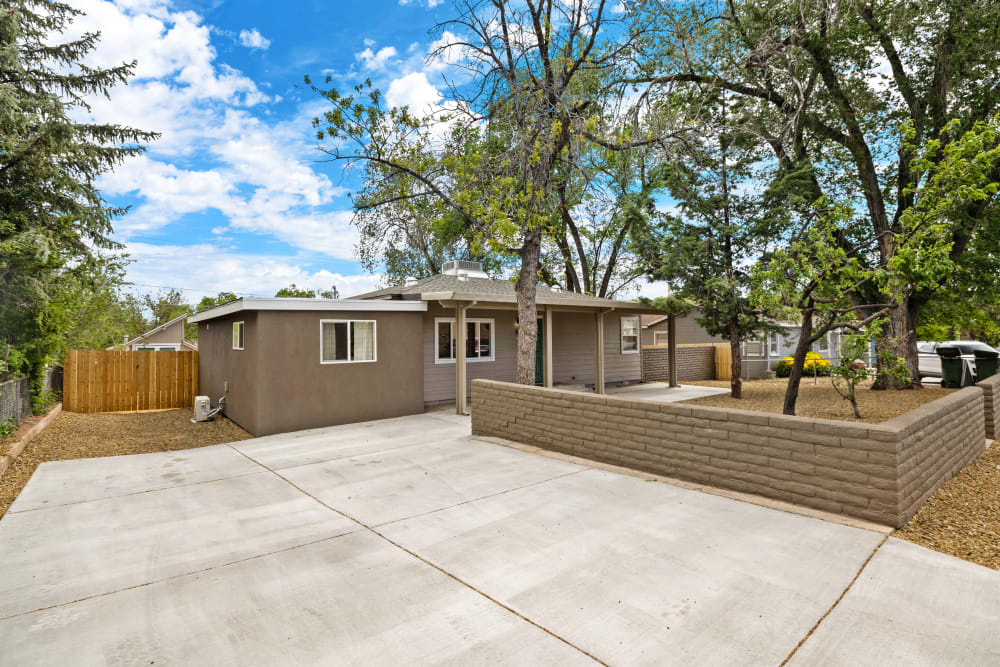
[641,309,724,347]
[188,261,661,436]
[741,322,860,378]
[114,314,198,352]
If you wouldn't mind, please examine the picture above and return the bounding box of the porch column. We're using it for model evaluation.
[594,310,606,394]
[456,303,467,415]
[668,314,678,388]
[543,306,553,388]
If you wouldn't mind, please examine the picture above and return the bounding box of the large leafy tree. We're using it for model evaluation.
[0,1,156,382]
[311,0,684,384]
[635,0,1000,387]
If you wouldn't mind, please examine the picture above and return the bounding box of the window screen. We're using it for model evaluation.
[435,318,495,362]
[621,316,639,353]
[233,322,244,350]
[322,320,375,362]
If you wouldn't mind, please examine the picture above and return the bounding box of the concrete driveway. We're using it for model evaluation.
[1,412,997,665]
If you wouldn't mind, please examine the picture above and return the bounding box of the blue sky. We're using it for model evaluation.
[74,0,668,302]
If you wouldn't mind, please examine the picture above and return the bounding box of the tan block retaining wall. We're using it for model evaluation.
[642,345,715,382]
[471,380,986,527]
[977,374,1000,440]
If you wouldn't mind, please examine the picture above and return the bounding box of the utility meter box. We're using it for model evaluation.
[193,396,212,422]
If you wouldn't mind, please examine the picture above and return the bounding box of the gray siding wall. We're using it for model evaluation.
[130,319,186,349]
[423,304,643,402]
[551,312,642,385]
[641,309,724,347]
[423,303,517,403]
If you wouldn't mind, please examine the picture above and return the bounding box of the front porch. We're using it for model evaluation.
[428,297,680,415]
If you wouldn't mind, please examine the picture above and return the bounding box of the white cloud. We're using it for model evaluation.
[355,45,398,71]
[398,0,444,7]
[238,28,270,50]
[386,71,442,113]
[123,242,383,300]
[75,0,362,264]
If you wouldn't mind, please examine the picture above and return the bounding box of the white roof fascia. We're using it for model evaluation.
[188,298,428,323]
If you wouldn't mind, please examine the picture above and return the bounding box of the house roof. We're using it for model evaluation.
[641,314,669,327]
[187,297,429,323]
[120,313,191,348]
[352,274,659,311]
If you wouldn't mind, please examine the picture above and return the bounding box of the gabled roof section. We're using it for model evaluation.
[641,314,669,327]
[352,274,660,311]
[121,313,188,348]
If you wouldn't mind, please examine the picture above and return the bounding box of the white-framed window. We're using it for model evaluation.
[653,330,670,346]
[134,344,178,352]
[621,316,640,354]
[232,321,244,350]
[769,333,779,356]
[743,339,765,357]
[435,318,494,363]
[321,319,376,363]
[818,332,831,352]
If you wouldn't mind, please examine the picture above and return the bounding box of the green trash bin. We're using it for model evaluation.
[936,345,964,388]
[974,348,999,380]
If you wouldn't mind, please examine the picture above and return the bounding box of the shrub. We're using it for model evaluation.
[32,389,60,416]
[774,351,831,377]
[0,418,15,442]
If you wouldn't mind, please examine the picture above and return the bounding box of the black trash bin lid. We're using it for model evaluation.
[974,348,999,358]
[935,345,961,358]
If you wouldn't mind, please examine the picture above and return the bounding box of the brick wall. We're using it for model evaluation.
[642,345,715,382]
[471,380,987,527]
[977,374,1000,440]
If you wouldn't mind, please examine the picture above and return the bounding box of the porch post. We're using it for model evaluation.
[668,314,678,388]
[456,303,467,415]
[594,310,606,394]
[543,305,553,388]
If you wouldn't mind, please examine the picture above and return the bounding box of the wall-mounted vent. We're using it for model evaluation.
[441,260,488,279]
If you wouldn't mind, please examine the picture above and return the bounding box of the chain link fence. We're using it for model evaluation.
[0,377,32,425]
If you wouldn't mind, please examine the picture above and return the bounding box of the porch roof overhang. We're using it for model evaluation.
[419,291,663,313]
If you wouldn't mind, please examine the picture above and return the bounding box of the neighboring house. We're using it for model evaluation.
[740,322,851,379]
[114,314,198,352]
[189,261,657,436]
[641,309,724,347]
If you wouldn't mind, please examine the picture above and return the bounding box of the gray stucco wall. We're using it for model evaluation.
[252,310,424,436]
[198,310,425,436]
[197,312,260,435]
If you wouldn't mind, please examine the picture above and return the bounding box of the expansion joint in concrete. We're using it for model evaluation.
[225,442,607,665]
[779,534,890,666]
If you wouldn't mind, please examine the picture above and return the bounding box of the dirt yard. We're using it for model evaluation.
[0,409,252,518]
[895,443,1000,569]
[682,378,955,423]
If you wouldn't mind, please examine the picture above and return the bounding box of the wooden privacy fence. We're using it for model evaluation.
[64,350,198,413]
[713,343,732,380]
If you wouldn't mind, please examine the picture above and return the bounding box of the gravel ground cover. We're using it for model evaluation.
[0,409,252,518]
[682,378,955,423]
[895,443,1000,569]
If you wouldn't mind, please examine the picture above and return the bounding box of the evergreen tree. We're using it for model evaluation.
[0,1,157,381]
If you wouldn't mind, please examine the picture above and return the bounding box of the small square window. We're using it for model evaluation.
[232,322,244,350]
[621,316,640,354]
[434,318,495,363]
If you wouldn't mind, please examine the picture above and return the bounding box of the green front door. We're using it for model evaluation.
[535,318,544,384]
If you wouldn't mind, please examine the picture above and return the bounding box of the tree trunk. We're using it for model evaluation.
[873,297,921,389]
[728,317,742,399]
[514,231,541,385]
[783,315,814,415]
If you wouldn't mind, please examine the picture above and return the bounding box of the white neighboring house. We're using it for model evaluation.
[112,314,198,352]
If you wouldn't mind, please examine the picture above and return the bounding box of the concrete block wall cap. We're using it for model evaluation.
[809,418,870,438]
[724,409,772,426]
